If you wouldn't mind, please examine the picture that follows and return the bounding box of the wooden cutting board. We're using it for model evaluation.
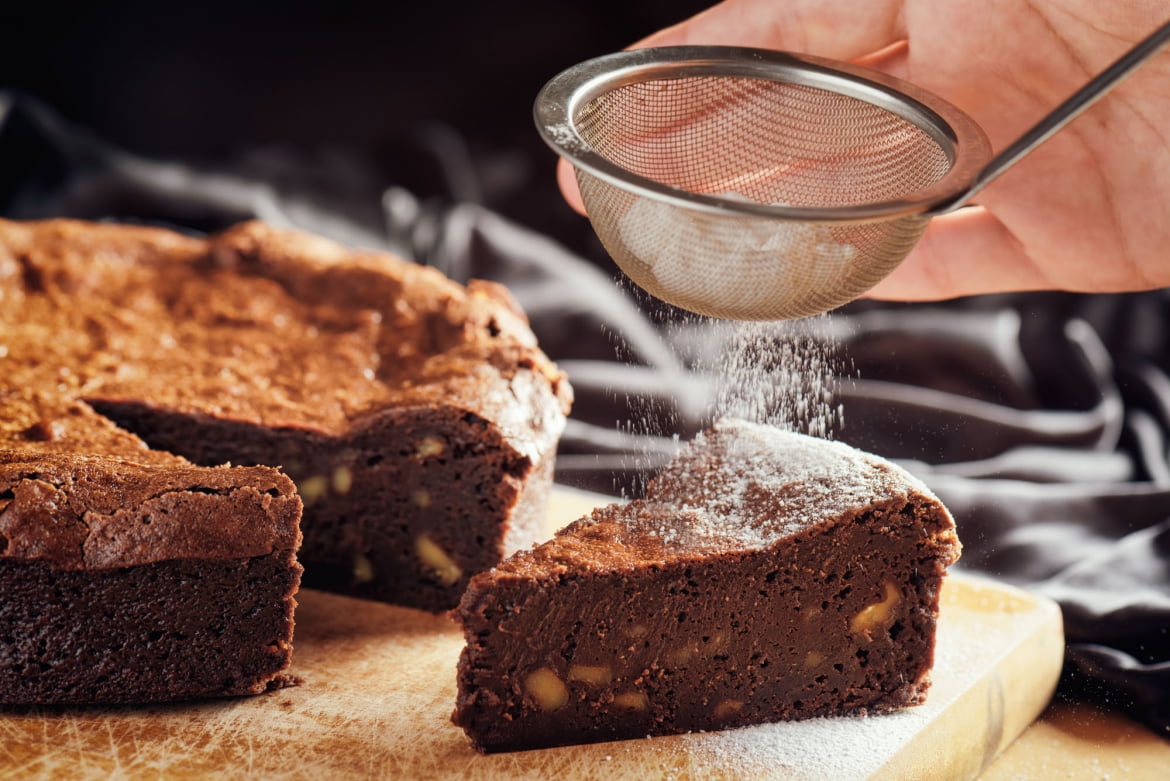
[1,487,1063,780]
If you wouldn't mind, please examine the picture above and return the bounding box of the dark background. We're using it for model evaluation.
[0,0,708,251]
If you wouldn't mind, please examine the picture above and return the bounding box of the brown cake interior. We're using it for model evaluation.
[91,398,549,608]
[0,554,299,704]
[453,420,961,752]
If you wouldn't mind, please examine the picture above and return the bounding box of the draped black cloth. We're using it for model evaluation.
[2,92,1168,737]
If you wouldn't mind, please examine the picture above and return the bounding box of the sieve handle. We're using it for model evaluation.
[937,18,1170,213]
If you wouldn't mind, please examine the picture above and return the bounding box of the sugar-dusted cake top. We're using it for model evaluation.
[644,419,940,542]
[492,419,955,575]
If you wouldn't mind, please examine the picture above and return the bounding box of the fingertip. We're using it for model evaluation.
[557,158,588,216]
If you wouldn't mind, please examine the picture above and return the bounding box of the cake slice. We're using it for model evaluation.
[452,419,961,752]
[0,391,302,704]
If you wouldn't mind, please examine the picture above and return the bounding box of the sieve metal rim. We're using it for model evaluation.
[534,45,993,225]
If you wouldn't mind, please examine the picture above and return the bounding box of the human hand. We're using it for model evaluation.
[556,0,1170,302]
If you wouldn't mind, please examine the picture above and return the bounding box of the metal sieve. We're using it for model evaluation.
[535,22,1170,321]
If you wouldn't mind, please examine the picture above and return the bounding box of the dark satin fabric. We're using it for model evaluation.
[3,92,1167,736]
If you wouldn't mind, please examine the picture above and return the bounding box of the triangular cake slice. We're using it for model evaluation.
[453,419,961,752]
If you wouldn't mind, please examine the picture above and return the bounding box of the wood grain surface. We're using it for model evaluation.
[0,488,1064,779]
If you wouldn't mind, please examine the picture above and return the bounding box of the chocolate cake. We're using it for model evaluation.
[0,218,571,613]
[0,390,303,704]
[452,419,961,752]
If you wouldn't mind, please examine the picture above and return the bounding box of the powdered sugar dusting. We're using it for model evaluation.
[711,317,844,439]
[641,419,903,548]
[679,707,925,778]
[603,280,849,501]
[542,122,587,155]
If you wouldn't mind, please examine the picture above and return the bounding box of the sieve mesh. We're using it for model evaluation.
[569,74,952,320]
[575,77,953,208]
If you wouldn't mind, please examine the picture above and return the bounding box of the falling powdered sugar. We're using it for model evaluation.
[708,315,845,439]
[610,288,852,532]
[619,307,870,547]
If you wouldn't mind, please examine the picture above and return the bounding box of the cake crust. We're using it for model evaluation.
[0,453,300,571]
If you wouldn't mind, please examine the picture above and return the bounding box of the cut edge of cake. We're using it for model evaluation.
[0,451,304,704]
